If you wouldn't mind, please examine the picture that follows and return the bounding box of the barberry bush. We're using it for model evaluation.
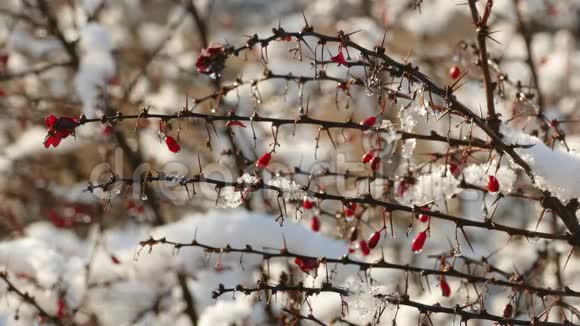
[1,0,580,325]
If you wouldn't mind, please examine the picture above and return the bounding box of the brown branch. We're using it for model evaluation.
[138,236,580,299]
[0,272,63,325]
[212,282,569,326]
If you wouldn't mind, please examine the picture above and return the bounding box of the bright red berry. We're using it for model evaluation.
[48,210,74,228]
[367,231,381,249]
[359,240,370,256]
[294,257,319,273]
[449,65,461,79]
[360,116,376,127]
[226,120,246,127]
[487,175,500,192]
[343,202,357,217]
[362,151,374,164]
[439,277,451,297]
[165,136,180,153]
[302,196,315,209]
[256,152,272,169]
[310,216,320,232]
[418,206,429,223]
[411,230,427,253]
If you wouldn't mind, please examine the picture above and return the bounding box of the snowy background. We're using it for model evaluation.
[1,0,580,325]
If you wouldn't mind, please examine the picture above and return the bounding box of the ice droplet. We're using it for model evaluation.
[526,236,539,244]
[141,193,148,201]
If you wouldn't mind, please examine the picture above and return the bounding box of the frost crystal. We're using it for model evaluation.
[269,176,305,200]
[398,165,460,205]
[401,139,416,159]
[216,188,243,208]
[346,280,392,321]
[379,120,399,143]
[237,173,260,185]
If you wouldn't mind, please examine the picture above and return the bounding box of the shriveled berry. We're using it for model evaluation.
[502,303,513,318]
[370,156,381,171]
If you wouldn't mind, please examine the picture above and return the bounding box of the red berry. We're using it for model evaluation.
[330,45,347,66]
[359,240,370,256]
[337,82,349,91]
[57,297,65,319]
[108,76,120,86]
[367,231,381,249]
[370,156,381,171]
[111,255,120,264]
[165,136,180,153]
[503,303,513,318]
[310,216,320,232]
[362,151,374,164]
[360,116,376,127]
[102,125,113,136]
[439,277,451,297]
[411,230,427,253]
[448,163,461,177]
[343,202,357,217]
[0,53,9,68]
[487,175,500,192]
[302,196,315,209]
[226,120,246,127]
[449,65,461,79]
[417,206,430,222]
[294,257,318,272]
[256,152,272,169]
